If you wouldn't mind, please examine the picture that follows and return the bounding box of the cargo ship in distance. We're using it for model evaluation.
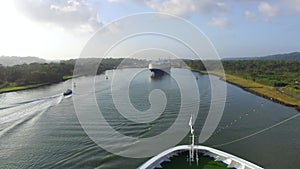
[149,60,171,77]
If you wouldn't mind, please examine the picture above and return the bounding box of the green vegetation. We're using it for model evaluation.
[0,62,71,93]
[207,71,299,107]
[222,60,300,88]
[0,58,124,93]
[186,60,300,110]
[222,60,300,109]
[0,84,47,93]
[160,152,228,169]
[224,51,300,61]
[2,56,300,111]
[63,75,78,80]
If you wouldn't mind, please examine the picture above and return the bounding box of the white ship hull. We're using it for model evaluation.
[138,115,263,169]
[138,145,263,169]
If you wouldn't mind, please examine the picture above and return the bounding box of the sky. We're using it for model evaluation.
[0,0,299,60]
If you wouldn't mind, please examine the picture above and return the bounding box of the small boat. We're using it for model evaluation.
[63,89,72,96]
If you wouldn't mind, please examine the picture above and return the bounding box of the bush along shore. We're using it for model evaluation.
[200,70,300,112]
[184,59,300,112]
[0,75,78,94]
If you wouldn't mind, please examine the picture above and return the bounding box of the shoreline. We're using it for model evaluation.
[197,70,300,112]
[1,68,299,112]
[0,76,75,94]
[0,83,51,94]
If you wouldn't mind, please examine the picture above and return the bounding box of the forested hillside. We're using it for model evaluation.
[184,59,300,110]
[0,62,73,88]
[186,60,300,87]
[222,60,300,87]
[224,52,300,61]
[0,56,47,66]
[0,58,125,92]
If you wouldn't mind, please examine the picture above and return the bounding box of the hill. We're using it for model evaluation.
[224,52,300,61]
[259,52,300,60]
[0,56,47,66]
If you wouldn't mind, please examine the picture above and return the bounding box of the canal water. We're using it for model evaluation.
[0,68,299,169]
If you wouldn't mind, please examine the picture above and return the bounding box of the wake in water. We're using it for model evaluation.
[0,94,65,137]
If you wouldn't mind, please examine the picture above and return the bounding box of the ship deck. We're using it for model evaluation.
[138,145,263,169]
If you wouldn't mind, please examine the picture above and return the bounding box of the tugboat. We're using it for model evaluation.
[63,89,72,96]
[138,116,263,169]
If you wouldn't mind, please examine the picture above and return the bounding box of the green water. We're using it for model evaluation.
[0,68,299,169]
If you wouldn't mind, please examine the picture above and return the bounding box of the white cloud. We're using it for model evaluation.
[258,2,279,21]
[145,0,196,16]
[107,0,230,17]
[150,0,230,16]
[244,10,257,20]
[14,0,102,33]
[208,17,230,28]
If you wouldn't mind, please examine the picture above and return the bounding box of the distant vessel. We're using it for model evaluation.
[149,60,171,77]
[138,116,263,169]
[63,89,72,96]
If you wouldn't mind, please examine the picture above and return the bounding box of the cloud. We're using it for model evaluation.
[258,2,279,21]
[208,17,230,28]
[145,0,197,16]
[244,10,257,20]
[14,0,102,33]
[107,0,230,17]
[151,0,230,16]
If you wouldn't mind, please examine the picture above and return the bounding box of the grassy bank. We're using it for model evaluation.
[0,75,78,94]
[200,70,300,111]
[63,75,79,80]
[0,83,48,94]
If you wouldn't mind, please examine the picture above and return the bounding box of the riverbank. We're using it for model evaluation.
[0,75,77,94]
[199,70,300,111]
[0,83,50,94]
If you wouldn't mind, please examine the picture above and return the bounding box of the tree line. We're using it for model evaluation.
[0,58,123,89]
[185,60,300,88]
[1,58,299,90]
[222,60,300,87]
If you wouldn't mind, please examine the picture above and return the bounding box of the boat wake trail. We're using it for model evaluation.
[0,94,64,137]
